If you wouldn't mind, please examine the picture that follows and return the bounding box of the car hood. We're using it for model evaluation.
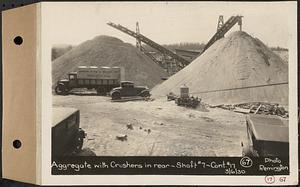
[135,86,149,89]
[58,79,69,83]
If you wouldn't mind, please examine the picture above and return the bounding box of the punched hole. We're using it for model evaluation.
[2,4,5,7]
[13,140,22,149]
[14,36,23,45]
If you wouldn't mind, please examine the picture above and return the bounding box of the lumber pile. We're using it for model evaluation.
[212,102,288,118]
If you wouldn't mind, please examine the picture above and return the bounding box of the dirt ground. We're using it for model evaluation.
[53,93,247,156]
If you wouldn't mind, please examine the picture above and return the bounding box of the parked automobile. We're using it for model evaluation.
[241,114,289,157]
[110,81,150,100]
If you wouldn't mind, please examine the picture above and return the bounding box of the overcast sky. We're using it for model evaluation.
[42,2,296,48]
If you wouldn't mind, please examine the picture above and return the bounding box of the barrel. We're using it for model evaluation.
[180,84,189,98]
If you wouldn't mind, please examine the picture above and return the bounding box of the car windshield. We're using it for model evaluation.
[122,82,134,87]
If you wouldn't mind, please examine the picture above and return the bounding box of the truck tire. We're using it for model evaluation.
[55,84,68,95]
[111,92,121,100]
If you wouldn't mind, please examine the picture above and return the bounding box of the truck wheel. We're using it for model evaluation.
[111,92,121,100]
[55,84,68,95]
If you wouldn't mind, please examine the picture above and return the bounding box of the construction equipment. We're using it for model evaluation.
[216,15,224,31]
[167,92,177,101]
[140,45,162,65]
[201,15,243,54]
[175,96,201,108]
[170,85,201,108]
[136,22,142,49]
[174,49,201,62]
[55,66,122,95]
[107,22,190,68]
[107,16,242,70]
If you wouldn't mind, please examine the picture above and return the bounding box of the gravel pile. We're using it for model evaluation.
[52,35,167,88]
[152,31,288,105]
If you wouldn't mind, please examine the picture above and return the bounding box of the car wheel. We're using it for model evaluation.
[112,92,121,100]
[140,91,150,97]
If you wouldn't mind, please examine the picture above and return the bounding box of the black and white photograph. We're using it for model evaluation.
[1,1,297,186]
[51,2,289,157]
[45,1,296,184]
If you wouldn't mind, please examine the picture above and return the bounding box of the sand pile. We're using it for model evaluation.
[152,31,288,105]
[52,35,167,88]
[273,50,288,63]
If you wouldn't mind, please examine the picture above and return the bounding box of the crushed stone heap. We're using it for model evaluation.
[52,35,168,88]
[152,31,288,105]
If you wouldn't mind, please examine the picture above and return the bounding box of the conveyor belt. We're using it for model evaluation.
[107,22,190,68]
[202,16,243,53]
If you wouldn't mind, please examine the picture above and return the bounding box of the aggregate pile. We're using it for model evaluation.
[52,35,167,88]
[273,50,288,63]
[152,31,288,105]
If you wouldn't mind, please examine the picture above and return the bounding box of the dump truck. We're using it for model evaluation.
[55,66,123,95]
[52,107,86,156]
[110,81,150,100]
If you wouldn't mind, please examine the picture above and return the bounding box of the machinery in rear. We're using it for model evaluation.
[169,85,201,108]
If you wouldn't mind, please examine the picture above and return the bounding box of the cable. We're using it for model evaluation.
[190,82,288,94]
[151,82,288,98]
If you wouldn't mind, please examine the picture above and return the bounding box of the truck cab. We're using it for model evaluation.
[54,72,77,95]
[110,81,150,100]
[68,72,78,87]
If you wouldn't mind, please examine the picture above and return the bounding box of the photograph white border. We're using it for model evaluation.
[40,1,298,185]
